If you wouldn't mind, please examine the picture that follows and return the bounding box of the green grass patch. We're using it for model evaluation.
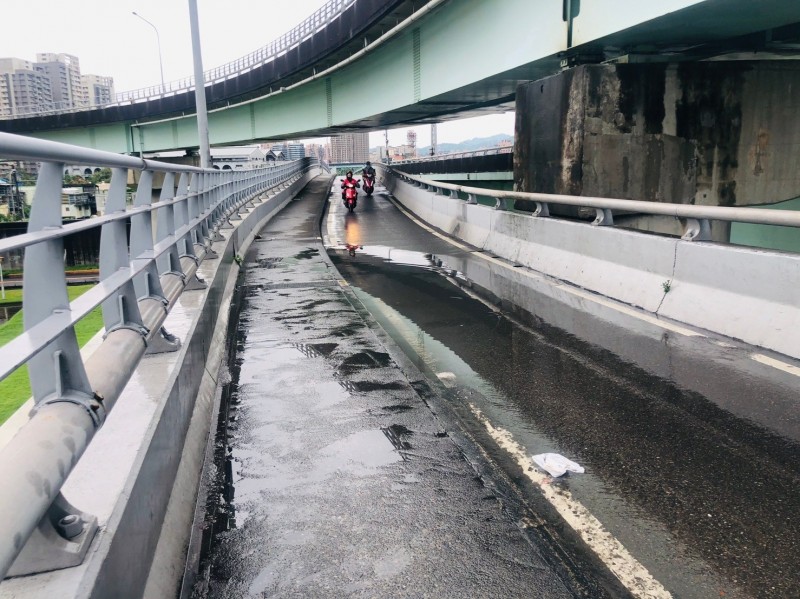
[0,284,103,424]
[3,263,99,277]
[0,288,22,305]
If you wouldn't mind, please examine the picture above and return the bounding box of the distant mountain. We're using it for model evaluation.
[418,134,513,156]
[370,133,513,157]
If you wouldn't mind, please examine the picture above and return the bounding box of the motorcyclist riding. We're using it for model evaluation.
[362,161,376,179]
[341,170,360,201]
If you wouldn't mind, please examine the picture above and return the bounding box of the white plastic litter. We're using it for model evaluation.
[532,453,585,477]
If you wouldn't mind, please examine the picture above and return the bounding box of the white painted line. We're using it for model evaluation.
[469,404,672,599]
[751,353,800,377]
[386,194,704,339]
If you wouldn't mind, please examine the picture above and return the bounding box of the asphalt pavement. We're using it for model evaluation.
[191,176,589,598]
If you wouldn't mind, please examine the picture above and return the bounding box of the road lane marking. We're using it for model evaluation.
[469,404,673,599]
[750,353,800,377]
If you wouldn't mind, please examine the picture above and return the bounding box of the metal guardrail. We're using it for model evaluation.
[1,0,356,119]
[383,166,800,241]
[0,131,314,579]
[391,146,512,165]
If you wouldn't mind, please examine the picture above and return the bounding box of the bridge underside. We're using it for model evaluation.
[2,0,800,153]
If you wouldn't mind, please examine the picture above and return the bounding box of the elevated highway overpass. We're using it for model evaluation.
[1,121,800,596]
[2,0,800,153]
[2,1,800,596]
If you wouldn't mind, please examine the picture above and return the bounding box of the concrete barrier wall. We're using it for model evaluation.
[0,169,320,599]
[384,174,800,360]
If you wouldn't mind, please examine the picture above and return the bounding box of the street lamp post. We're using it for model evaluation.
[188,0,211,168]
[132,11,166,91]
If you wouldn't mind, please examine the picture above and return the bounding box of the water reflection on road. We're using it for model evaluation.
[326,187,800,599]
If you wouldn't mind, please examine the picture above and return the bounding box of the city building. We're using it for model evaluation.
[82,75,115,107]
[305,143,328,163]
[330,132,369,163]
[36,53,88,110]
[269,142,304,161]
[0,53,114,117]
[210,146,268,170]
[61,185,97,219]
[0,58,53,117]
[284,142,306,160]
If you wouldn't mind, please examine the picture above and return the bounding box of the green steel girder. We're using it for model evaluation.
[22,0,800,153]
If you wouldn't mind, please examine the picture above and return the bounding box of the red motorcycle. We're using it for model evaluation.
[362,173,375,196]
[341,179,358,212]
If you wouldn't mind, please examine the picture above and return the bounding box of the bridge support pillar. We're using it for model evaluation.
[515,61,800,241]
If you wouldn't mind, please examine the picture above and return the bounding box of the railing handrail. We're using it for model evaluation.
[392,146,513,164]
[0,132,204,172]
[386,165,800,231]
[0,0,356,120]
[0,131,318,580]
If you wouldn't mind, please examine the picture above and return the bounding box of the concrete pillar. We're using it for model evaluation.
[514,61,800,240]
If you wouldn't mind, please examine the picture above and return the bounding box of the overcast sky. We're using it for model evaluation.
[1,0,514,147]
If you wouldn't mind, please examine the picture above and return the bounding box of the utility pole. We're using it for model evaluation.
[430,124,437,156]
[188,0,211,168]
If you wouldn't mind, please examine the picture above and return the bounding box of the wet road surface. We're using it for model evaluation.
[191,177,583,598]
[323,183,800,599]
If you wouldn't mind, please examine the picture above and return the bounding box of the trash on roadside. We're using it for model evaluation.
[436,372,457,387]
[532,453,585,477]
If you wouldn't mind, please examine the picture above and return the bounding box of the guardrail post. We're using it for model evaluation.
[100,168,148,339]
[467,193,478,205]
[198,172,218,258]
[534,201,550,217]
[131,170,169,306]
[133,170,181,355]
[3,161,100,578]
[175,173,207,291]
[155,172,185,279]
[593,208,614,226]
[682,218,713,241]
[188,173,210,258]
[494,197,509,210]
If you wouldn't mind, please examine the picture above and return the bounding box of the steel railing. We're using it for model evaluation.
[0,0,357,120]
[0,131,315,579]
[382,165,800,241]
[391,146,513,165]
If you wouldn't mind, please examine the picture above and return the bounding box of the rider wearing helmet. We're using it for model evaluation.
[363,161,376,178]
[341,170,360,200]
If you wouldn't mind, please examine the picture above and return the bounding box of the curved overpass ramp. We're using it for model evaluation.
[2,0,800,153]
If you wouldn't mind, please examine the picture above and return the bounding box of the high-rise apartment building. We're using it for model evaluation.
[0,53,114,117]
[36,53,88,110]
[330,133,369,163]
[82,75,115,107]
[0,58,53,117]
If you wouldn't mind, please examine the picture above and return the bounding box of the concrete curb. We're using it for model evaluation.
[383,172,800,360]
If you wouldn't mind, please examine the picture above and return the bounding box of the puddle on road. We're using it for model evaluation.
[321,429,403,471]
